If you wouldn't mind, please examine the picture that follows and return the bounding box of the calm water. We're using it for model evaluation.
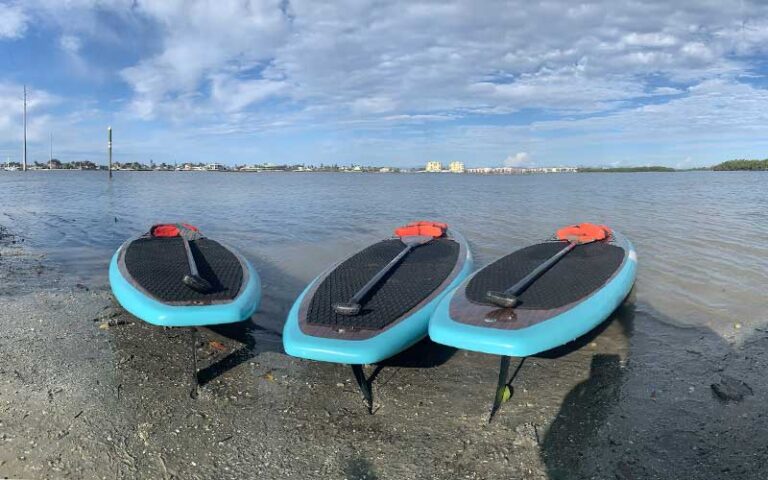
[1,170,766,341]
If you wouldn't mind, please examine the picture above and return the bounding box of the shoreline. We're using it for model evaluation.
[4,168,765,174]
[1,226,767,479]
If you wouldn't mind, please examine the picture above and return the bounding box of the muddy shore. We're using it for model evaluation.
[1,227,767,479]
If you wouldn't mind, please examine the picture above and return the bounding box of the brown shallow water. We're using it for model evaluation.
[1,171,767,479]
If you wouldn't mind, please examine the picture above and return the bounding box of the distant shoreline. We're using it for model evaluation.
[3,161,767,174]
[5,169,766,176]
[4,157,767,173]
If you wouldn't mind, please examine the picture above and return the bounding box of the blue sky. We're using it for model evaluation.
[2,1,768,168]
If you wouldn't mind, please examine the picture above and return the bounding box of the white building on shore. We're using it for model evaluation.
[466,166,577,174]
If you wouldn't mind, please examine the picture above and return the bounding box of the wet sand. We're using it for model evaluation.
[1,228,767,479]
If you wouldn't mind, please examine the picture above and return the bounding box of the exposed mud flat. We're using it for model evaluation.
[0,226,59,295]
[1,229,767,479]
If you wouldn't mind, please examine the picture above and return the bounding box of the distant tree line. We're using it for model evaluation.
[27,159,100,169]
[712,159,768,171]
[46,159,99,170]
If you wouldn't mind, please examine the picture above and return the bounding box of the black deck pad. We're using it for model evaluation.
[124,237,243,303]
[307,238,460,330]
[466,241,624,310]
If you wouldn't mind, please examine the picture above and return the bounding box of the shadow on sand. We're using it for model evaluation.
[197,320,285,386]
[479,298,636,422]
[535,298,636,361]
[195,252,460,392]
[195,256,298,386]
[367,338,457,387]
[539,298,768,480]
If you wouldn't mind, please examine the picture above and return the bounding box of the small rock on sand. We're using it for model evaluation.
[711,375,753,402]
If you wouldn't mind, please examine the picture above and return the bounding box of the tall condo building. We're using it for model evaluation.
[425,161,442,172]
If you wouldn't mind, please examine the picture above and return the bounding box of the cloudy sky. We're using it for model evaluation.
[1,0,768,167]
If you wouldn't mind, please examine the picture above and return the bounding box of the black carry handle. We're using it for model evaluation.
[333,235,434,316]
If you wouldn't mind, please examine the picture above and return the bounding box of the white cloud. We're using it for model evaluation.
[651,86,683,96]
[57,34,94,77]
[0,83,58,159]
[504,152,530,166]
[209,74,286,112]
[351,96,398,114]
[5,1,768,165]
[680,42,714,62]
[622,32,678,48]
[470,66,642,112]
[58,34,82,54]
[12,0,768,124]
[448,77,768,166]
[119,0,290,119]
[0,2,27,39]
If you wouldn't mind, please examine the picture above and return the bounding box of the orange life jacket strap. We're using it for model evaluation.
[405,220,448,230]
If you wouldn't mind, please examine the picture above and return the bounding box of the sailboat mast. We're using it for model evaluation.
[49,132,53,169]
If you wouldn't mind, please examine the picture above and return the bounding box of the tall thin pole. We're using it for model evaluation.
[108,126,112,179]
[49,132,53,170]
[22,85,27,172]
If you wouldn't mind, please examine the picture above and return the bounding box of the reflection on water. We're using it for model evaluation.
[1,170,766,340]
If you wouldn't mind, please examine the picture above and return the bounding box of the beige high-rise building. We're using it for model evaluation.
[449,161,465,173]
[425,161,442,172]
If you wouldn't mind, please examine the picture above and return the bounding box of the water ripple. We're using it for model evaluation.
[1,170,766,339]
